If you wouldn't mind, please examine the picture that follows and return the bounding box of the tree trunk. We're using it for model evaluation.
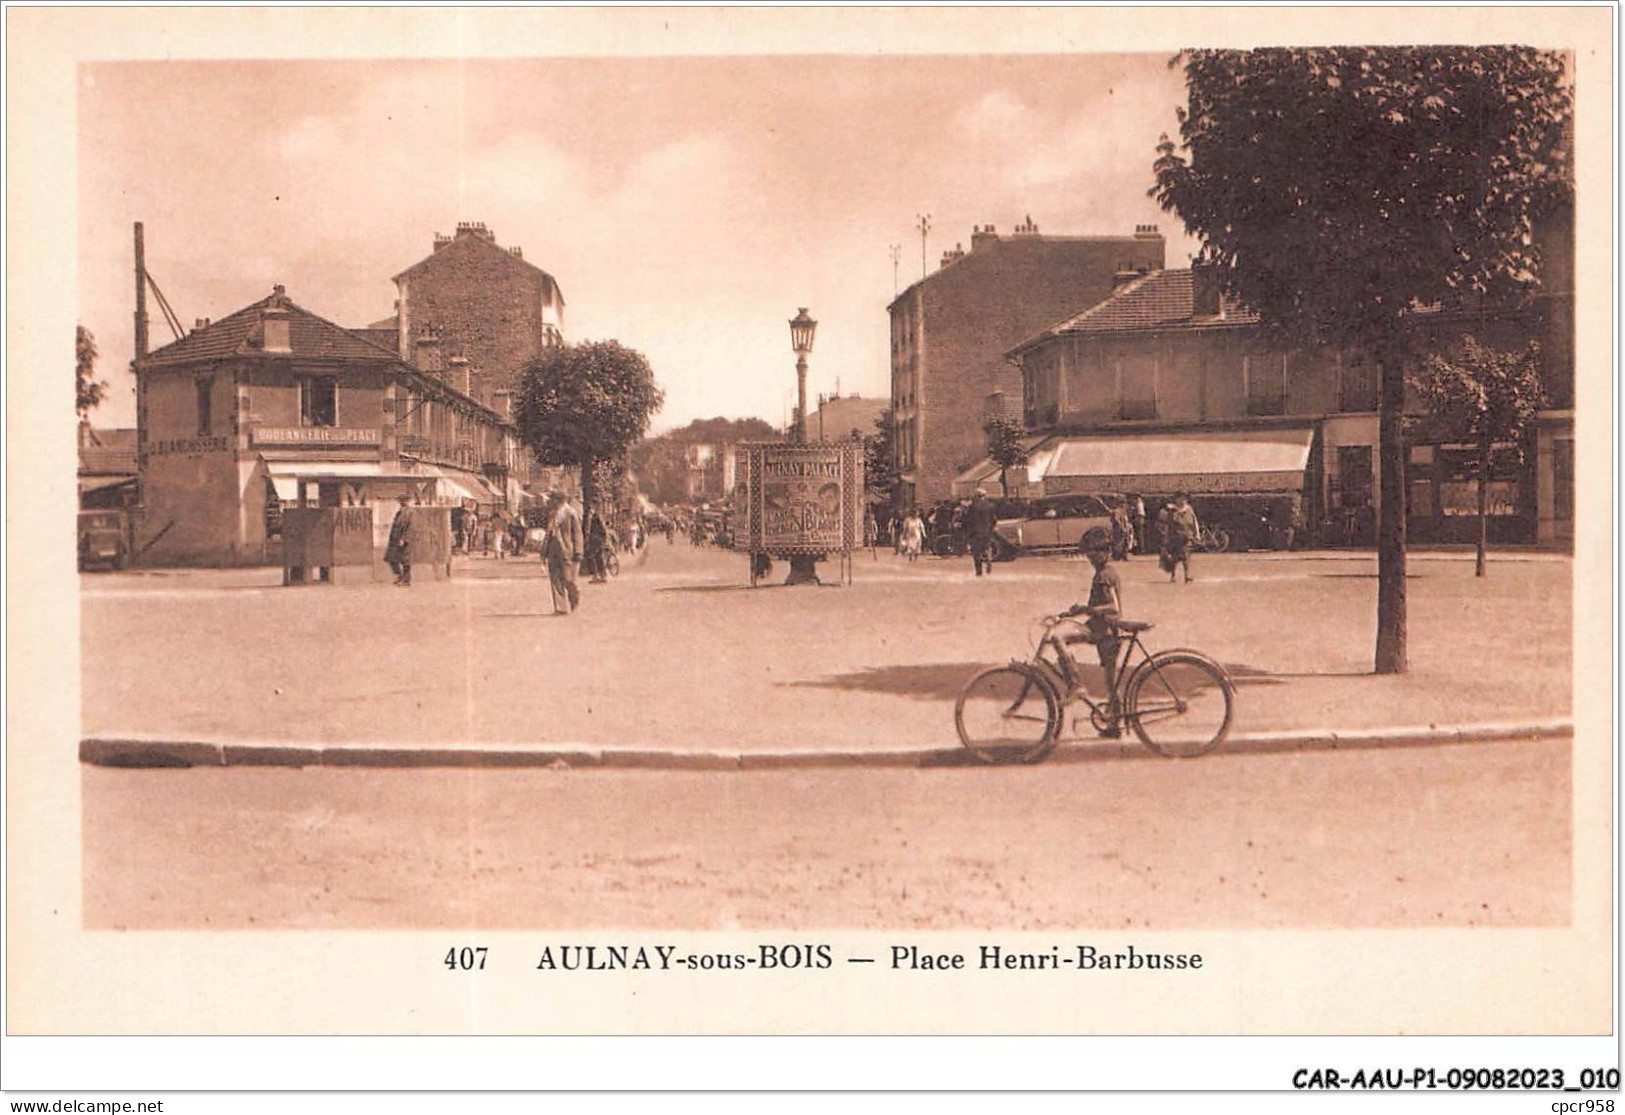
[1476,441,1490,577]
[579,457,597,520]
[1000,467,1009,498]
[1374,353,1408,674]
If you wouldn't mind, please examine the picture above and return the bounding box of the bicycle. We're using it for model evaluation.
[1195,525,1231,553]
[954,614,1235,764]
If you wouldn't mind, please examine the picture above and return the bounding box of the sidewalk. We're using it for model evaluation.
[79,545,1573,769]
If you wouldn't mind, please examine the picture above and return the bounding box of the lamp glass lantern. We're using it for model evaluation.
[789,308,817,355]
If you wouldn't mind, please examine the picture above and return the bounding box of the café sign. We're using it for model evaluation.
[1045,470,1305,496]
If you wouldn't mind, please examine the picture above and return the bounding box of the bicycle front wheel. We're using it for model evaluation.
[1125,651,1234,758]
[605,551,621,577]
[954,666,1059,764]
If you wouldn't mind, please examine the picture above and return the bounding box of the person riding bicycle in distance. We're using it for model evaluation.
[1063,526,1124,738]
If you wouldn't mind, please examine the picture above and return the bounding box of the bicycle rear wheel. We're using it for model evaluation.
[1125,651,1234,757]
[954,666,1059,764]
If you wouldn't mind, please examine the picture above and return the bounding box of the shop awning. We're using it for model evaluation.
[435,472,487,503]
[78,476,137,496]
[263,460,439,502]
[1040,428,1314,494]
[951,437,1054,494]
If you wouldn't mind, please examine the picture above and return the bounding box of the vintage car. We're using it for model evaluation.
[991,493,1114,557]
[77,509,128,571]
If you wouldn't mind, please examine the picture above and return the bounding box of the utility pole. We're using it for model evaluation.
[133,222,149,359]
[889,243,901,296]
[916,214,931,280]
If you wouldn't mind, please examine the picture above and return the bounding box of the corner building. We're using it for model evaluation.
[888,220,1165,508]
[1003,246,1574,549]
[133,286,522,566]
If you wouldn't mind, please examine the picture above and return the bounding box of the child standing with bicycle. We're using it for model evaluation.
[1064,527,1124,738]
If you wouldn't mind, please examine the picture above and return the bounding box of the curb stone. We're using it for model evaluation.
[80,720,1572,771]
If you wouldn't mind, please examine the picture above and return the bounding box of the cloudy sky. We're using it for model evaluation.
[79,53,1199,432]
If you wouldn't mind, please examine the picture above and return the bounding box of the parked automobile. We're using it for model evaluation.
[77,509,128,571]
[992,494,1113,558]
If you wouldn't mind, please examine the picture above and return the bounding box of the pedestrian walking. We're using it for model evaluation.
[384,492,414,586]
[900,507,926,562]
[583,507,609,583]
[1161,492,1200,584]
[1109,498,1133,561]
[1129,494,1146,554]
[542,490,583,614]
[963,490,998,576]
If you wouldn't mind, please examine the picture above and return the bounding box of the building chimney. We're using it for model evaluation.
[508,245,523,259]
[1134,223,1163,241]
[1191,261,1223,317]
[414,326,444,375]
[940,242,966,268]
[1012,215,1040,237]
[970,224,999,251]
[192,318,211,333]
[448,355,472,396]
[261,287,291,354]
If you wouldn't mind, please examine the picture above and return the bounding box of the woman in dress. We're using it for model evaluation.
[900,507,927,562]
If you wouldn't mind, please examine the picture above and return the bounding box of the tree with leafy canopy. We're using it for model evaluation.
[76,325,106,418]
[516,341,664,516]
[1151,46,1571,673]
[863,409,901,507]
[982,415,1029,498]
[1411,336,1544,578]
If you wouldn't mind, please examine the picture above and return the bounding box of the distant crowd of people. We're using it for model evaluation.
[858,490,1211,584]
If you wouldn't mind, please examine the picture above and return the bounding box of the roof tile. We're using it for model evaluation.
[1052,269,1258,337]
[141,292,402,368]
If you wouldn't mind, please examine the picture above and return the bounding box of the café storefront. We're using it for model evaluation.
[1011,427,1318,550]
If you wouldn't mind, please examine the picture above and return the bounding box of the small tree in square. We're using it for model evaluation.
[516,341,664,515]
[982,415,1029,497]
[1411,336,1544,577]
[863,409,901,507]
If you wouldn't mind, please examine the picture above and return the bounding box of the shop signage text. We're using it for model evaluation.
[145,436,230,457]
[253,426,381,447]
[1046,470,1305,495]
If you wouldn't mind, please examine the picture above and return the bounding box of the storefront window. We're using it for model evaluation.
[1439,480,1522,518]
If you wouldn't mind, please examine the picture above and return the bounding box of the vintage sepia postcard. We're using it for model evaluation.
[5,4,1616,1096]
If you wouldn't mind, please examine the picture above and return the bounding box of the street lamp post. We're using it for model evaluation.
[785,307,821,585]
[789,308,816,444]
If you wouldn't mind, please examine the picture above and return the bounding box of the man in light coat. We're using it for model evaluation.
[542,490,583,614]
